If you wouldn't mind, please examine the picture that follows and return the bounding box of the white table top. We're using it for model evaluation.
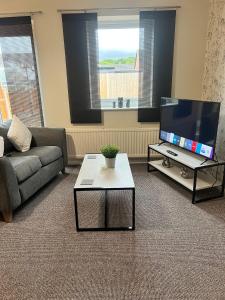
[74,153,135,190]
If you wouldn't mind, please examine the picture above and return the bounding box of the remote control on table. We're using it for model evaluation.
[166,150,178,156]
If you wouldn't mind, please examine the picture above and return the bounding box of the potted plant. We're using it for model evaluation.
[100,144,119,168]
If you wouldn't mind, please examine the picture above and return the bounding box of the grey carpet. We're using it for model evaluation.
[1,164,225,299]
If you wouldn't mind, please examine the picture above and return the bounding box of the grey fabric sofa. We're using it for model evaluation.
[0,127,68,222]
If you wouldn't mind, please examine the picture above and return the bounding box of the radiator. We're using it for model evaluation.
[66,128,159,162]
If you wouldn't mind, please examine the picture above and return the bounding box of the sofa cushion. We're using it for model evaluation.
[8,156,42,183]
[11,146,62,166]
[7,115,32,152]
[19,158,63,202]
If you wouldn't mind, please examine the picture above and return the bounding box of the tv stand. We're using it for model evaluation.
[147,143,225,203]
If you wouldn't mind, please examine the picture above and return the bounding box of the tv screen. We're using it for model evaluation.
[160,98,221,160]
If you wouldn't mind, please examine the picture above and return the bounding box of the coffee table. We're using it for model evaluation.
[74,153,135,231]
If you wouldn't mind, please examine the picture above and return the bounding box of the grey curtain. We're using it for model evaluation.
[62,13,101,124]
[138,11,176,122]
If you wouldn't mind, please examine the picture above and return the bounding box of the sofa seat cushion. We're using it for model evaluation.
[12,146,62,166]
[8,156,42,183]
[19,158,64,202]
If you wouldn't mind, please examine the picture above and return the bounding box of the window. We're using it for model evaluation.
[0,17,43,127]
[62,11,175,123]
[98,16,139,109]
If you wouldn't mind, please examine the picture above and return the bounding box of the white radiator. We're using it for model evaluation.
[66,128,159,162]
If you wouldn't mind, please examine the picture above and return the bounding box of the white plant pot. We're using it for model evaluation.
[105,157,116,168]
[0,136,4,157]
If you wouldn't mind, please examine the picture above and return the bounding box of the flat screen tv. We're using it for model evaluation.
[160,98,221,160]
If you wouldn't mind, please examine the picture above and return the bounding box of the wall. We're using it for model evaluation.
[0,0,209,131]
[202,0,225,160]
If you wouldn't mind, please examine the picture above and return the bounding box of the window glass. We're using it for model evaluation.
[0,31,43,126]
[98,24,139,109]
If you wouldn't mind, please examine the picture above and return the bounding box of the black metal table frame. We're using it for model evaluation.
[147,145,225,204]
[74,187,135,231]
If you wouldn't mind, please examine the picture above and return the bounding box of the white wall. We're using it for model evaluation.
[0,0,210,130]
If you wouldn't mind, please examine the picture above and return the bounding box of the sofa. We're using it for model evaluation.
[0,127,68,222]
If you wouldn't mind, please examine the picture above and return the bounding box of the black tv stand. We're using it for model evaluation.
[147,143,225,204]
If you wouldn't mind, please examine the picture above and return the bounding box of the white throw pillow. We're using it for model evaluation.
[7,115,32,152]
[0,136,4,157]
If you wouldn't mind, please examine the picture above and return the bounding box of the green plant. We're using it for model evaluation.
[100,144,119,158]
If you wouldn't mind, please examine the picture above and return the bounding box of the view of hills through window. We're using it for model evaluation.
[98,28,139,109]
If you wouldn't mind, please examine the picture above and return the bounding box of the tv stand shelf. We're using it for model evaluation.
[148,143,225,203]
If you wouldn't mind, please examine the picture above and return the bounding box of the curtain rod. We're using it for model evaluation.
[0,11,43,17]
[58,6,181,13]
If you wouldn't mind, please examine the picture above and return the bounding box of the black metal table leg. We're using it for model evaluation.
[132,188,135,230]
[147,145,159,173]
[105,190,108,228]
[74,188,135,231]
[192,170,198,204]
[221,165,225,197]
[147,146,150,172]
[74,190,80,231]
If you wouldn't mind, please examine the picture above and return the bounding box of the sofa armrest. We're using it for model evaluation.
[29,127,68,168]
[0,157,21,222]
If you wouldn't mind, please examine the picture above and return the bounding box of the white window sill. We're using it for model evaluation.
[101,107,138,111]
